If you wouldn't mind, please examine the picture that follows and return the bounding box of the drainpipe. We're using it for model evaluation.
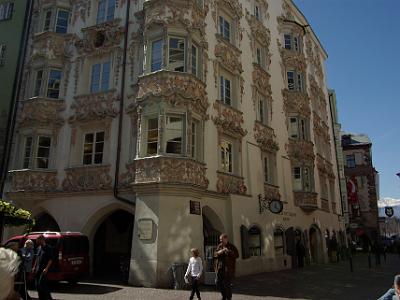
[0,0,34,198]
[113,0,134,206]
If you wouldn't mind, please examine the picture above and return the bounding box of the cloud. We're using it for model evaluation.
[378,197,400,208]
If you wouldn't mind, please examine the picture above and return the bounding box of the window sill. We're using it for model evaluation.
[24,96,65,102]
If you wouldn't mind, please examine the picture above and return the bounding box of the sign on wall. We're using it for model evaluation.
[385,207,394,218]
[138,219,153,240]
[190,201,201,215]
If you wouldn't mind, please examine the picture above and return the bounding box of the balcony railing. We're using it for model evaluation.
[8,169,58,193]
[287,139,315,164]
[294,191,318,212]
[62,165,112,192]
[216,171,247,195]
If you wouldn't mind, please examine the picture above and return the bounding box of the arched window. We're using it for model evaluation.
[248,226,261,257]
[274,228,285,256]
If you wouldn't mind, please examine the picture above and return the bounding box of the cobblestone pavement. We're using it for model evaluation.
[27,254,399,300]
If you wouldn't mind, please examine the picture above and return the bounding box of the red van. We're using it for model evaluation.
[4,231,89,283]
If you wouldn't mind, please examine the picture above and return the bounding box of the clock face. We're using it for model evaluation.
[269,200,283,214]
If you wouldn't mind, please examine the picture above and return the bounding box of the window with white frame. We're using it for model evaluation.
[191,44,199,77]
[83,131,105,165]
[23,136,33,168]
[220,140,233,173]
[190,120,201,160]
[47,69,62,99]
[248,226,262,256]
[257,95,269,125]
[287,70,304,91]
[292,166,313,192]
[274,229,285,256]
[255,43,267,69]
[165,115,184,155]
[283,33,301,52]
[55,10,69,33]
[42,9,70,34]
[0,2,14,21]
[168,37,185,72]
[146,117,159,155]
[289,116,309,141]
[36,136,52,169]
[150,39,163,72]
[0,44,6,66]
[263,154,276,185]
[90,61,110,93]
[218,15,231,42]
[96,0,115,24]
[220,74,233,106]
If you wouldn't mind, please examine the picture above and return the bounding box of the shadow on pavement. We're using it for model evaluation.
[30,282,122,295]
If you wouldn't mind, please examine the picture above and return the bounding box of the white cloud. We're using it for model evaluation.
[378,197,400,208]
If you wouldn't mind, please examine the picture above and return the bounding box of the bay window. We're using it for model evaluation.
[287,70,304,91]
[292,166,313,192]
[289,116,310,141]
[168,37,185,72]
[34,70,44,97]
[33,69,62,99]
[150,39,163,72]
[47,70,62,99]
[83,132,105,165]
[190,120,201,160]
[42,9,70,33]
[283,34,301,52]
[21,135,52,169]
[191,44,199,77]
[165,115,184,154]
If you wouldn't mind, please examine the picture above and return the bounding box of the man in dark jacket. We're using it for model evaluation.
[214,233,239,300]
[378,274,400,300]
[33,235,54,300]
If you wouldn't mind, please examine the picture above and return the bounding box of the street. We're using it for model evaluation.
[27,254,399,300]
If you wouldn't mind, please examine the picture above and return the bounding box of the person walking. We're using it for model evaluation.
[184,248,203,300]
[33,235,53,300]
[377,274,400,300]
[214,233,239,300]
[13,240,33,300]
[296,239,306,268]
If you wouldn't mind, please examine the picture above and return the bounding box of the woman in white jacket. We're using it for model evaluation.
[184,248,203,300]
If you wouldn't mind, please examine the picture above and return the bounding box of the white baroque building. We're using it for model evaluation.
[4,0,345,287]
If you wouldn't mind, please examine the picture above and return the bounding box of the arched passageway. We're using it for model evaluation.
[32,213,60,232]
[309,225,323,264]
[93,210,134,282]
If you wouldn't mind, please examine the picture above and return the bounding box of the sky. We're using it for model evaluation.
[293,0,400,200]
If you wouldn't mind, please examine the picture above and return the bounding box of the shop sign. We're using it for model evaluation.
[138,219,153,240]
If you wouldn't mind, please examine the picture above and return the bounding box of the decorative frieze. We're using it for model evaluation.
[75,19,124,56]
[137,71,208,116]
[69,90,119,124]
[71,0,91,24]
[287,140,315,164]
[246,13,271,47]
[306,37,324,81]
[211,0,243,27]
[31,32,74,61]
[294,191,318,212]
[8,170,58,193]
[282,89,311,117]
[214,39,243,75]
[264,183,281,200]
[252,64,272,97]
[216,171,247,195]
[316,154,335,179]
[62,165,113,192]
[212,101,247,139]
[254,121,279,153]
[134,157,209,189]
[18,98,65,129]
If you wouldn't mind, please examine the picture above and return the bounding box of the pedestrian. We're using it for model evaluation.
[377,274,400,300]
[184,248,203,300]
[0,247,21,300]
[13,240,33,300]
[214,233,239,300]
[21,239,34,273]
[296,239,305,268]
[33,235,54,300]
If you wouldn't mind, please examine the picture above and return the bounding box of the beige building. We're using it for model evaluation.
[3,0,344,287]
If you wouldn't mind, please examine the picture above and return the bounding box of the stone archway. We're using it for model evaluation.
[202,206,225,284]
[92,209,134,282]
[32,212,60,232]
[309,225,323,264]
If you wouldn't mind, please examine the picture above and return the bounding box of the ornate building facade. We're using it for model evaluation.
[4,0,345,286]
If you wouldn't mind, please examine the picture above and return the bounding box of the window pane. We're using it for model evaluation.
[44,10,52,31]
[284,34,291,50]
[220,141,233,173]
[34,70,43,97]
[101,61,110,91]
[94,153,103,164]
[55,10,69,34]
[96,131,105,142]
[256,48,261,65]
[297,73,303,91]
[97,0,106,24]
[224,20,230,41]
[91,64,101,93]
[47,70,62,99]
[165,116,183,154]
[287,71,295,90]
[36,137,51,169]
[294,36,299,51]
[23,137,33,168]
[83,154,92,165]
[264,157,269,182]
[151,40,163,72]
[191,122,197,159]
[224,78,231,105]
[191,45,198,76]
[147,118,159,155]
[169,37,185,72]
[106,0,115,21]
[289,117,299,139]
[85,133,94,144]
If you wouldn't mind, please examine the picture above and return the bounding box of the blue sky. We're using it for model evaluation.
[293,0,400,200]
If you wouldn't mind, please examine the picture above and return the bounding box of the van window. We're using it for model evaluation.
[61,236,89,254]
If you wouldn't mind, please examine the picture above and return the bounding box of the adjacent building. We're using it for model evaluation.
[0,0,31,192]
[342,133,379,249]
[4,0,345,287]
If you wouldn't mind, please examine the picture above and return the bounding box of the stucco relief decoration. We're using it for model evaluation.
[246,12,271,47]
[118,162,136,188]
[212,101,247,139]
[9,170,58,193]
[287,140,315,164]
[306,38,324,81]
[137,71,209,115]
[317,155,335,180]
[309,75,328,119]
[216,172,247,195]
[252,64,272,97]
[75,20,124,56]
[214,42,243,75]
[62,165,113,192]
[264,183,281,201]
[282,89,311,117]
[31,33,74,61]
[18,99,65,129]
[69,90,119,123]
[71,0,91,24]
[294,191,318,211]
[134,157,209,189]
[254,122,279,153]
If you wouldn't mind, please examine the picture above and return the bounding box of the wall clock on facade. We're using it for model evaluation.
[269,199,284,214]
